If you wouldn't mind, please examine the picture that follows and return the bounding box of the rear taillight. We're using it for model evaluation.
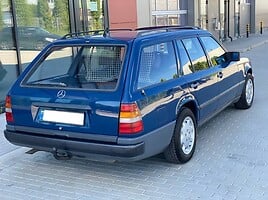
[119,103,144,134]
[5,96,14,123]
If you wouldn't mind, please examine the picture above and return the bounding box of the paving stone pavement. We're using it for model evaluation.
[0,32,268,200]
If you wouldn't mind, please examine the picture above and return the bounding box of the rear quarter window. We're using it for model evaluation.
[137,42,178,89]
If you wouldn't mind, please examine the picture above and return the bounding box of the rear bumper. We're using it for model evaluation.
[4,121,175,161]
[4,129,144,158]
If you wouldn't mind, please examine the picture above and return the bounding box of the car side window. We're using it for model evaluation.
[176,40,193,75]
[137,42,178,89]
[200,36,226,66]
[182,38,209,72]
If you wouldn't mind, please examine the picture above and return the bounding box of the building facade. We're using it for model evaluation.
[0,0,268,110]
[109,0,267,41]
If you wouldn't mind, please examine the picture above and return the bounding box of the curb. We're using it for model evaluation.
[240,39,268,53]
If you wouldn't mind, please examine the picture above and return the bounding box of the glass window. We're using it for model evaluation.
[152,0,156,11]
[199,0,208,29]
[168,0,178,10]
[24,45,125,90]
[156,0,167,11]
[182,38,209,72]
[156,15,168,26]
[0,27,15,50]
[152,0,188,26]
[200,36,225,66]
[168,15,179,25]
[138,42,178,89]
[177,40,193,75]
[14,0,70,71]
[152,15,156,26]
[86,0,103,30]
[0,1,18,105]
[26,47,74,84]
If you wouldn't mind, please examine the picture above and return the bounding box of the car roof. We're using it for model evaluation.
[60,26,210,43]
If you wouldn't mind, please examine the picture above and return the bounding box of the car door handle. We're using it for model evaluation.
[217,72,223,79]
[190,82,200,89]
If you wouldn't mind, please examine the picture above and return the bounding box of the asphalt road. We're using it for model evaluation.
[0,41,268,200]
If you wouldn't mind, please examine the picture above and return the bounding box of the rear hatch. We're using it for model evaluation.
[8,43,128,141]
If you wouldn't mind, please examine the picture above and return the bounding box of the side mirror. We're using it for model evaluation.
[225,52,240,62]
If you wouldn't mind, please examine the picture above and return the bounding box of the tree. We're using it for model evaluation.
[53,0,69,34]
[91,0,102,30]
[0,2,3,30]
[37,0,53,31]
[15,0,34,26]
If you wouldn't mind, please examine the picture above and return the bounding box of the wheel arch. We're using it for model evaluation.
[176,95,199,123]
[244,62,253,76]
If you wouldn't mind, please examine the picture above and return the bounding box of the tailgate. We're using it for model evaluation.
[10,88,121,137]
[7,44,128,138]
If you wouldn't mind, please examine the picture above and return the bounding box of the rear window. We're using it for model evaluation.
[23,45,125,90]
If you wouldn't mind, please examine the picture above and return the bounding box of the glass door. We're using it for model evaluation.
[0,0,18,105]
[71,0,104,32]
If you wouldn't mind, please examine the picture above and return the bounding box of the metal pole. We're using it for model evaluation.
[68,0,76,33]
[81,0,89,31]
[103,0,110,31]
[246,24,250,38]
[10,0,22,76]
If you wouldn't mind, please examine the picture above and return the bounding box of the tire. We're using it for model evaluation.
[164,107,197,164]
[235,74,254,109]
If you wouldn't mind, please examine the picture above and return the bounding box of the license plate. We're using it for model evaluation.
[41,110,84,126]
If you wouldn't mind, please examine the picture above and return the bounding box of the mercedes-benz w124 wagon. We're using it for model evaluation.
[4,26,254,163]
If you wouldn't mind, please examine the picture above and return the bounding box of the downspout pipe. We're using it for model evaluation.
[227,0,233,41]
[103,0,110,32]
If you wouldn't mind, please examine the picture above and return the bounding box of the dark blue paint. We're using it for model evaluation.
[5,28,252,160]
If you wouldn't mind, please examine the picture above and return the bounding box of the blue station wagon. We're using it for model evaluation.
[4,26,254,163]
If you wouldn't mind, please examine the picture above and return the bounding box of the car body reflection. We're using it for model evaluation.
[0,26,60,50]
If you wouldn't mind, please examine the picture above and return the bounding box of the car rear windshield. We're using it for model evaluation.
[23,45,125,90]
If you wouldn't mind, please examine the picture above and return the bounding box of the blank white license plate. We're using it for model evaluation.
[42,110,84,126]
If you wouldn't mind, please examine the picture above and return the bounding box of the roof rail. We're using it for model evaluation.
[62,28,133,39]
[61,26,199,40]
[134,26,200,37]
[62,29,105,39]
[109,28,133,31]
[135,25,200,31]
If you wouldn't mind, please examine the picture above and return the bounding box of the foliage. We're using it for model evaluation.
[15,0,35,26]
[190,61,209,72]
[90,0,102,30]
[53,0,70,34]
[0,2,3,30]
[37,0,53,31]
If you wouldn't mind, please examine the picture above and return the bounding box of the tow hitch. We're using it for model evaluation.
[53,150,72,160]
